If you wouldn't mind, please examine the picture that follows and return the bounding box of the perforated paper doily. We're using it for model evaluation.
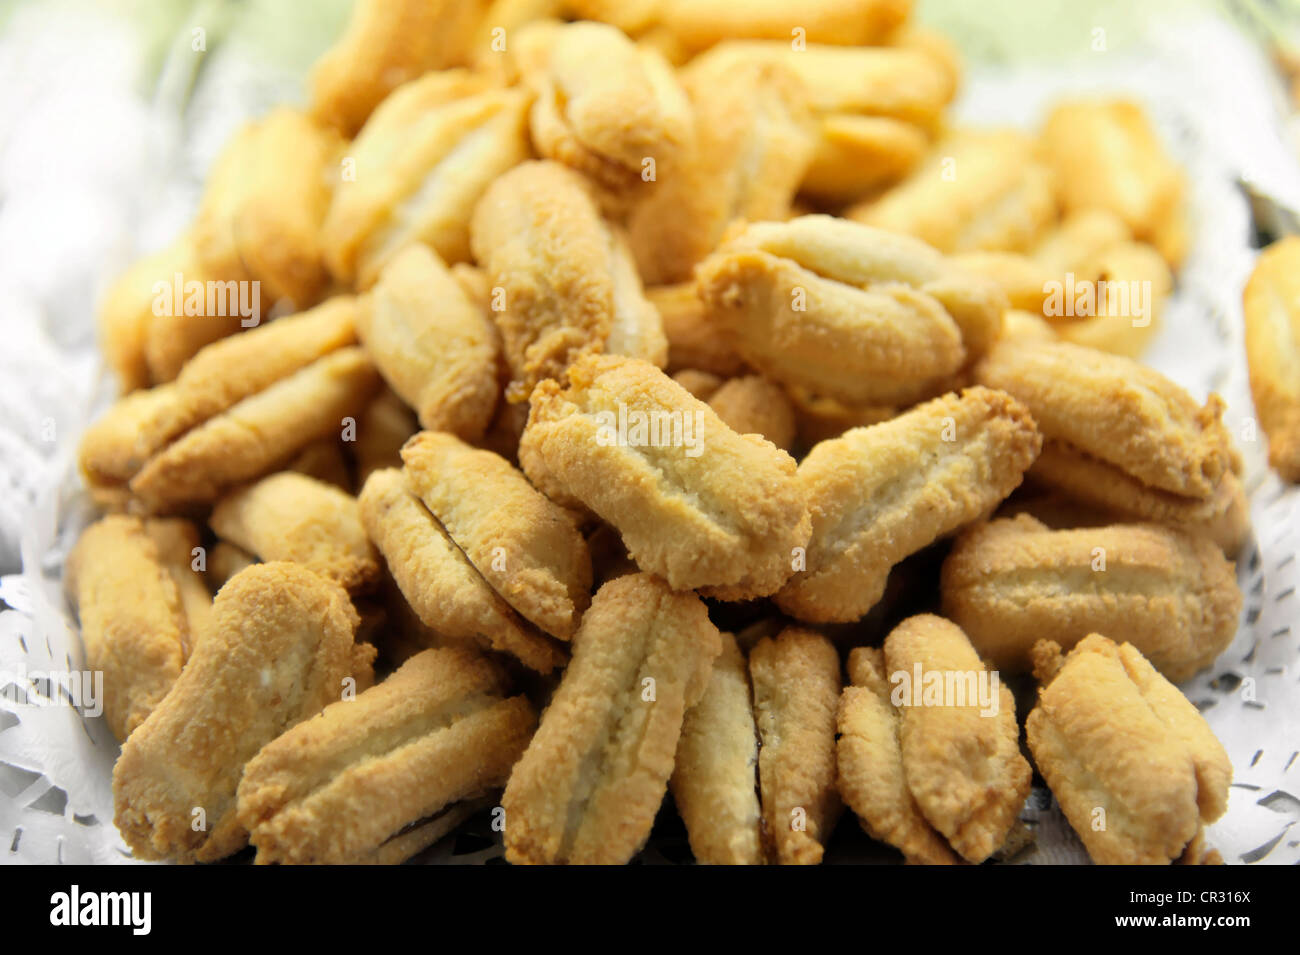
[1,7,1298,865]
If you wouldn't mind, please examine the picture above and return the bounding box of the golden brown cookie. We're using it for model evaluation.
[502,574,720,863]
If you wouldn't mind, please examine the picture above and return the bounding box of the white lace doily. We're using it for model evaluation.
[1,5,1297,865]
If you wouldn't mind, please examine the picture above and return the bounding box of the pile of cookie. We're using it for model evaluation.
[71,0,1282,865]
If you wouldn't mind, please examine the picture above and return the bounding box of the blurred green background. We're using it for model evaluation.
[1,0,1296,95]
